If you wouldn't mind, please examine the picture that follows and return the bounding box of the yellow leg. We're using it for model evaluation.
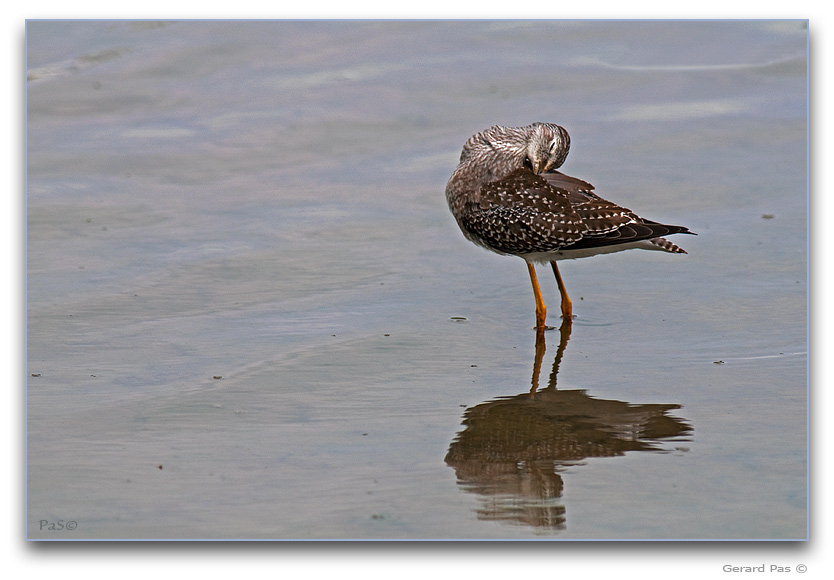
[526,262,548,329]
[550,261,573,319]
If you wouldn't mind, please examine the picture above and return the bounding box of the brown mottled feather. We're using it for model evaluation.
[445,123,693,260]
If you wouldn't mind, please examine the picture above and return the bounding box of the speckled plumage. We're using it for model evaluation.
[445,122,693,325]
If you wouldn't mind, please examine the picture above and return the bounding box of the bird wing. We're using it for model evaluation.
[460,168,692,256]
[541,170,637,236]
[459,168,586,255]
[541,170,693,251]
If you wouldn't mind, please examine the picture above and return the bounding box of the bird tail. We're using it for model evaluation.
[648,237,688,254]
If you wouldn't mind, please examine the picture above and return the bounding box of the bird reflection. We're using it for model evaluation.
[445,319,692,531]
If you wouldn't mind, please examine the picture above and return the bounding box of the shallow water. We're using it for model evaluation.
[26,20,807,539]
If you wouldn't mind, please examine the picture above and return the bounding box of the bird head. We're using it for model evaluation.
[525,123,570,174]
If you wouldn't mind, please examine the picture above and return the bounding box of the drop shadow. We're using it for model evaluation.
[444,319,692,532]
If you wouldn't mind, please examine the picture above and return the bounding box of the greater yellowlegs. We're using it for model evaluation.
[445,122,693,328]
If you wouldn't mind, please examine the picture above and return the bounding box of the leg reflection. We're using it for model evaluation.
[531,316,573,393]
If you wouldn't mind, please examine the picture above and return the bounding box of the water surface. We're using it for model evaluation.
[26,20,807,539]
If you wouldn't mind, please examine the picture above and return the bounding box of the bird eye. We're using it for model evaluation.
[549,140,557,152]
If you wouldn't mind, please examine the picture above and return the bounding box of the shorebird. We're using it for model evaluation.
[445,122,693,328]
